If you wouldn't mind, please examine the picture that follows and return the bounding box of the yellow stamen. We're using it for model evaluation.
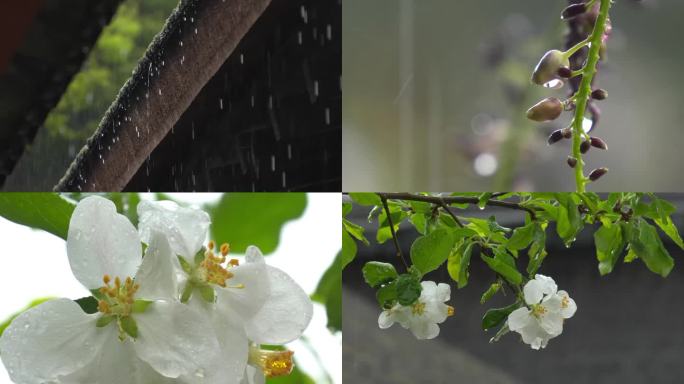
[412,302,426,316]
[103,275,111,285]
[249,346,295,378]
[220,243,230,256]
[447,305,455,317]
[207,240,215,250]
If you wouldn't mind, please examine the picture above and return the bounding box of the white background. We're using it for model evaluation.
[0,193,341,383]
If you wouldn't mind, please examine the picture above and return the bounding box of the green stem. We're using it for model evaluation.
[571,0,612,192]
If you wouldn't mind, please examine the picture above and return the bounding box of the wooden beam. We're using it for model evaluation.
[55,0,271,191]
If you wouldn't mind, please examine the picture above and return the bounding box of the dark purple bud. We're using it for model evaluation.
[589,167,609,181]
[590,137,608,150]
[567,156,578,168]
[526,97,564,122]
[591,89,608,100]
[557,66,573,78]
[548,129,564,145]
[561,127,573,139]
[561,3,587,20]
[532,50,570,86]
[580,140,591,154]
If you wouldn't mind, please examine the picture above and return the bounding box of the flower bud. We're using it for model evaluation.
[526,97,563,122]
[561,3,587,20]
[590,137,608,150]
[591,89,608,100]
[561,127,573,139]
[589,167,609,181]
[532,50,570,87]
[580,139,591,154]
[557,66,573,78]
[547,129,564,145]
[567,156,578,168]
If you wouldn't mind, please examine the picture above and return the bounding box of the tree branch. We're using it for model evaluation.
[379,194,409,270]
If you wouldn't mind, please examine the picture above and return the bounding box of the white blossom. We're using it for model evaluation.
[378,281,454,340]
[507,274,577,350]
[0,196,220,384]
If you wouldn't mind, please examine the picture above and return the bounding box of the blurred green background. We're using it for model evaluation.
[343,0,684,191]
[5,0,178,190]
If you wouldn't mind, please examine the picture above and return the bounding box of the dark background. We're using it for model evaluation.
[343,194,684,383]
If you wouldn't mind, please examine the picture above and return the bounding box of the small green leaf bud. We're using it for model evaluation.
[580,139,591,154]
[591,89,608,100]
[589,167,609,181]
[561,3,587,20]
[590,136,608,150]
[547,129,564,145]
[567,156,578,168]
[532,50,570,87]
[526,97,563,122]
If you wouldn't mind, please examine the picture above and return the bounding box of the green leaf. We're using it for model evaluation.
[526,223,548,277]
[376,281,398,309]
[507,222,536,251]
[312,251,342,332]
[348,193,382,206]
[395,274,422,306]
[482,302,522,331]
[481,254,522,285]
[208,193,307,254]
[478,192,493,209]
[342,202,353,217]
[480,282,501,304]
[341,229,357,270]
[653,215,684,250]
[627,219,674,277]
[0,193,76,240]
[410,228,455,275]
[555,193,583,246]
[343,219,369,245]
[96,315,116,328]
[594,223,625,275]
[447,241,474,288]
[409,212,429,235]
[0,298,53,337]
[120,316,138,339]
[376,209,407,244]
[76,296,99,314]
[362,262,398,288]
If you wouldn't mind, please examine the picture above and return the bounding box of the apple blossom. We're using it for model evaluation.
[0,196,221,384]
[378,281,455,340]
[507,274,577,350]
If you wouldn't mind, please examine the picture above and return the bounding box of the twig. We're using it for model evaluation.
[380,193,538,220]
[379,194,409,270]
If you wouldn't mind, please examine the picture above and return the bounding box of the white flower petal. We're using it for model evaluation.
[419,280,437,299]
[180,299,249,384]
[133,301,220,378]
[507,307,533,332]
[244,263,314,344]
[67,195,142,289]
[423,302,449,324]
[138,200,210,259]
[518,322,551,350]
[534,274,558,295]
[522,280,545,305]
[240,366,265,384]
[409,321,440,340]
[539,311,564,337]
[0,299,108,384]
[135,230,178,301]
[433,282,451,303]
[217,254,270,323]
[557,290,577,319]
[378,310,395,329]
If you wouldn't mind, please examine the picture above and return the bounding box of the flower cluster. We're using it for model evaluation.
[507,274,576,350]
[526,0,613,188]
[377,281,454,340]
[0,196,313,384]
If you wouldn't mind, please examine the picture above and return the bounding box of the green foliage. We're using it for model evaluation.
[208,193,307,254]
[362,262,398,288]
[348,193,382,206]
[410,228,454,275]
[594,222,625,275]
[0,193,76,239]
[313,252,342,333]
[482,302,521,331]
[447,241,473,289]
